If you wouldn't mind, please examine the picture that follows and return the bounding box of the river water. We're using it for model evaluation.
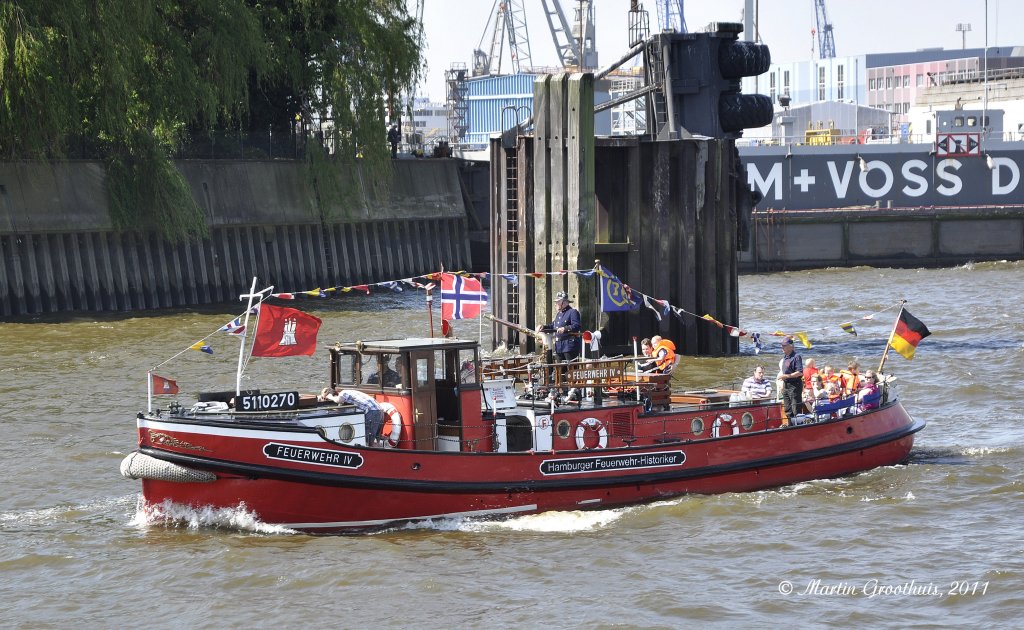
[1,263,1021,627]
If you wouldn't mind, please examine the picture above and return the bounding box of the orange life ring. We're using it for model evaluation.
[711,413,740,438]
[378,402,408,448]
[575,417,608,450]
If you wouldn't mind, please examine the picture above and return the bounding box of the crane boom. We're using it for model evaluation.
[540,0,582,68]
[656,0,688,33]
[814,0,836,58]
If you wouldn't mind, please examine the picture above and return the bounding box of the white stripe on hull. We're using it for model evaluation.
[139,417,332,443]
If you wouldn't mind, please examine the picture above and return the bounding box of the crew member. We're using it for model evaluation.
[319,387,385,445]
[778,336,804,421]
[537,291,581,361]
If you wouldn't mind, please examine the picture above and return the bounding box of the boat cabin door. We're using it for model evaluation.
[408,350,439,450]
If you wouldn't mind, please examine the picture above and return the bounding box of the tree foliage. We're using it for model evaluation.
[0,0,421,238]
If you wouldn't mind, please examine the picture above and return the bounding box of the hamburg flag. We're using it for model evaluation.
[251,304,322,357]
[890,308,931,360]
[150,373,179,395]
[441,273,487,320]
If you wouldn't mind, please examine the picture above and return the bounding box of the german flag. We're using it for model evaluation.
[890,308,931,360]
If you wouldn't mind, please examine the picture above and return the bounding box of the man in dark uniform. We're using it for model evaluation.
[536,291,582,400]
[779,336,804,422]
[539,291,581,361]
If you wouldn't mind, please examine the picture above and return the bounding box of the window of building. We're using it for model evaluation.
[926,119,932,134]
[886,76,892,89]
[783,70,790,95]
[903,75,910,87]
[770,73,777,102]
[818,66,826,100]
[916,73,924,87]
[837,65,844,99]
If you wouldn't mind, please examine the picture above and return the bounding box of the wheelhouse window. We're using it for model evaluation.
[363,352,406,388]
[333,352,358,386]
[459,348,479,385]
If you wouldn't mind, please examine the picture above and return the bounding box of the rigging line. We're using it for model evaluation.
[149,304,259,372]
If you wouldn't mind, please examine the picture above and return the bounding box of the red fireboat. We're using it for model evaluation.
[123,330,924,532]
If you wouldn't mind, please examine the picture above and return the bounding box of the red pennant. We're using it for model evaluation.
[251,304,322,357]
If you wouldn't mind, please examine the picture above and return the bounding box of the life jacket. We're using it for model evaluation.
[653,339,677,372]
[840,370,860,395]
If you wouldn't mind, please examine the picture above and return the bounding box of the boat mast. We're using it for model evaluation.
[236,277,272,395]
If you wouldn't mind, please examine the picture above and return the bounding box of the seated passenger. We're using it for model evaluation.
[367,354,402,387]
[856,370,881,412]
[318,387,385,445]
[822,364,840,386]
[637,338,658,372]
[802,358,818,400]
[651,336,679,374]
[810,374,829,407]
[840,360,861,396]
[741,366,772,398]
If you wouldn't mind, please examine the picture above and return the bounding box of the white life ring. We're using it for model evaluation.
[711,413,740,438]
[378,402,404,447]
[575,417,608,450]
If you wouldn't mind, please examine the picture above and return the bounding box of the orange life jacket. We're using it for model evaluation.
[840,370,860,395]
[653,339,677,372]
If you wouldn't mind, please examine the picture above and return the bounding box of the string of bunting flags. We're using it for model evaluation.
[158,264,908,368]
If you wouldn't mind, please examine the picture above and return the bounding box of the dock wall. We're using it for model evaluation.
[0,159,470,316]
[740,206,1024,271]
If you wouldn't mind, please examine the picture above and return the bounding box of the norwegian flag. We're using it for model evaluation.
[441,273,487,320]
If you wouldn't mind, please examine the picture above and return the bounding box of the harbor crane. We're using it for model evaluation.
[473,0,533,76]
[814,0,836,58]
[656,0,687,33]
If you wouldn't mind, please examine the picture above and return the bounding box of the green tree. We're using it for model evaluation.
[0,0,421,239]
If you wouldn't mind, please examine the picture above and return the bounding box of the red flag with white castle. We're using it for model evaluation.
[251,304,322,357]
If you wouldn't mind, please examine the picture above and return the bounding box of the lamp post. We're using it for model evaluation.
[955,23,971,50]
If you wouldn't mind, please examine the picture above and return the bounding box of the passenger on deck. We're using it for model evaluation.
[637,338,658,372]
[367,354,402,387]
[810,374,829,406]
[803,358,819,399]
[778,337,804,421]
[650,336,679,374]
[741,366,772,398]
[822,365,840,388]
[318,387,385,445]
[840,361,862,396]
[856,370,881,411]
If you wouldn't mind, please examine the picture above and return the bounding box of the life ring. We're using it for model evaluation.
[378,402,406,448]
[575,417,608,450]
[711,413,740,438]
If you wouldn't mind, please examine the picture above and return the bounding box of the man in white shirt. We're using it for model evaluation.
[741,366,772,398]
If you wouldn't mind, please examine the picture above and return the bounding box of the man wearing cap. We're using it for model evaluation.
[538,291,582,361]
[779,336,804,421]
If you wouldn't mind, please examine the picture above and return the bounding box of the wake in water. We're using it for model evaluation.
[907,444,1019,466]
[129,497,297,535]
[0,495,137,528]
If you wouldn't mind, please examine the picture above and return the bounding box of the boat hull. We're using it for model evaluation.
[132,402,923,533]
